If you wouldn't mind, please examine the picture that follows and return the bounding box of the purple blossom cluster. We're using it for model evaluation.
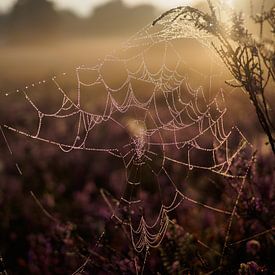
[0,92,274,274]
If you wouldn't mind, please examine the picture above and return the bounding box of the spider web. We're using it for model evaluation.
[1,6,254,266]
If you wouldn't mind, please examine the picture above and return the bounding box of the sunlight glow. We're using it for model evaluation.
[0,0,239,18]
[224,0,235,7]
[0,0,16,13]
[123,0,199,9]
[52,0,202,17]
[0,0,202,17]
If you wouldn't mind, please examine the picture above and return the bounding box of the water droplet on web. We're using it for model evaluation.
[1,14,254,254]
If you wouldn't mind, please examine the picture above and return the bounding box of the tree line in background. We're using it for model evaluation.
[0,0,274,45]
[0,0,157,44]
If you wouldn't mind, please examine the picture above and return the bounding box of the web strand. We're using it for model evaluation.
[2,13,254,260]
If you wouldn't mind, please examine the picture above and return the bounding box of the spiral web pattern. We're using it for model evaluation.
[3,15,252,254]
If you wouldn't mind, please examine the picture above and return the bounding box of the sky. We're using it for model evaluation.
[0,0,203,17]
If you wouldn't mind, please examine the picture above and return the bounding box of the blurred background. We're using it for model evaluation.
[0,0,157,88]
[0,1,274,274]
[0,0,274,89]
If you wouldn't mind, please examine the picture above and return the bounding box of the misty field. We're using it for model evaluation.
[0,2,275,274]
[0,35,274,274]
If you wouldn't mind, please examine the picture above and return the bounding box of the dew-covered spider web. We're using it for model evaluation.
[1,3,258,270]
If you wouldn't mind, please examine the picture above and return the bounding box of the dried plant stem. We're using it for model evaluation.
[154,1,275,153]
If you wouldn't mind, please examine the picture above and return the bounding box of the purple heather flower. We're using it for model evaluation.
[246,240,261,256]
